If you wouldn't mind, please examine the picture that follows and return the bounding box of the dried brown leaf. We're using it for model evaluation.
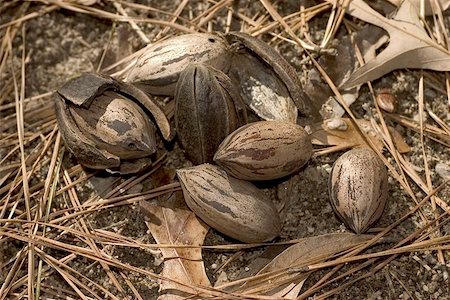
[304,26,387,120]
[386,0,450,15]
[337,0,450,89]
[310,118,410,154]
[235,245,289,280]
[235,233,372,297]
[140,191,210,300]
[259,233,372,274]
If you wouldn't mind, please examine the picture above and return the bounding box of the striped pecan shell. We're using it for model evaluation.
[177,164,282,243]
[329,148,388,233]
[214,121,312,180]
[175,63,246,165]
[225,32,305,122]
[126,33,231,96]
[54,73,171,174]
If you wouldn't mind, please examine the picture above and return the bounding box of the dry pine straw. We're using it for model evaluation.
[1,0,450,299]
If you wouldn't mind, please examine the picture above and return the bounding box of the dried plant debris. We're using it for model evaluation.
[337,0,450,88]
[141,192,210,300]
[386,0,450,15]
[224,233,373,297]
[309,118,410,154]
[304,26,387,119]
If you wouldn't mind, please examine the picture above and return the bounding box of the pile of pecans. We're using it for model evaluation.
[54,32,388,243]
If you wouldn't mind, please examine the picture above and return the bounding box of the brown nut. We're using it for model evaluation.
[214,121,312,180]
[126,33,231,96]
[69,90,156,160]
[54,73,171,174]
[177,164,282,243]
[175,63,247,165]
[225,32,305,122]
[329,148,388,234]
[376,89,396,113]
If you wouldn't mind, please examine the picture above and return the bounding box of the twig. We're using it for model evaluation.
[113,2,150,44]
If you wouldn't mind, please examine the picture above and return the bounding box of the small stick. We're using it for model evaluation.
[113,2,150,44]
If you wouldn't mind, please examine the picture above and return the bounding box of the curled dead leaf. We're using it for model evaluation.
[332,0,450,89]
[140,191,211,300]
[386,0,450,15]
[225,233,373,297]
[309,118,410,154]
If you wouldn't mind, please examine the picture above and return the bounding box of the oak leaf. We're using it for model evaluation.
[229,233,372,298]
[338,0,450,89]
[386,0,450,15]
[309,118,410,154]
[141,191,210,300]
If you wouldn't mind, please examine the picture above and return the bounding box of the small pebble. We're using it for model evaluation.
[388,177,395,184]
[435,162,450,179]
[376,89,396,113]
[443,270,448,280]
[211,263,217,270]
[323,164,332,174]
[362,102,371,113]
[412,112,427,123]
[244,267,250,272]
[153,255,163,267]
[215,271,229,286]
[322,205,332,214]
[324,118,348,131]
